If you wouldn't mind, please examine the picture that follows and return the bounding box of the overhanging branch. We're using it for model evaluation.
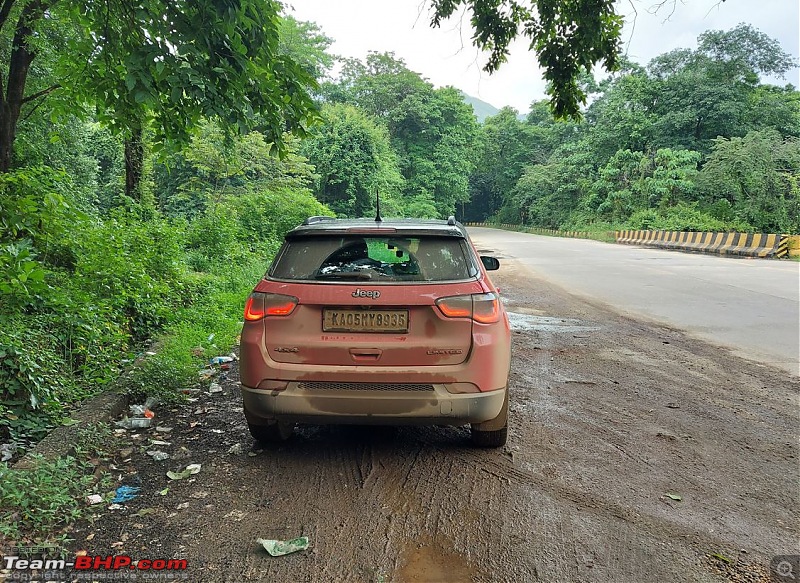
[0,0,15,31]
[21,83,61,104]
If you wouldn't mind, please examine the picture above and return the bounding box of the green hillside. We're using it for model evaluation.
[459,92,501,122]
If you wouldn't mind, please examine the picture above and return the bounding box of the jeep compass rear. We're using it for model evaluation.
[239,216,511,447]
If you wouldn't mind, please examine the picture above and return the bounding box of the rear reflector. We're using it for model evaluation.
[435,292,501,324]
[244,293,298,321]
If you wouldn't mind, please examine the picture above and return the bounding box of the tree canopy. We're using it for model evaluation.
[427,0,623,118]
[0,0,320,195]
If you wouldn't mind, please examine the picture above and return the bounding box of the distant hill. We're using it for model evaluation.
[459,92,528,122]
[459,92,500,122]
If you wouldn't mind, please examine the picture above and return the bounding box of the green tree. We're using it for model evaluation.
[646,24,796,153]
[278,16,334,81]
[698,130,800,232]
[325,53,479,217]
[301,103,404,217]
[154,121,316,218]
[511,140,597,228]
[427,0,622,118]
[466,107,548,221]
[0,0,319,199]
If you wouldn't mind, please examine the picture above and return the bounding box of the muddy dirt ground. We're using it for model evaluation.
[44,259,800,582]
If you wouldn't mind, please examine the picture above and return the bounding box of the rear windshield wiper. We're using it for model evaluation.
[315,271,373,280]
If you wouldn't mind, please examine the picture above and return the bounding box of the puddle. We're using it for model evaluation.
[396,542,477,583]
[506,312,600,334]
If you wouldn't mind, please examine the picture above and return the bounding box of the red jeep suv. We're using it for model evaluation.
[239,216,511,447]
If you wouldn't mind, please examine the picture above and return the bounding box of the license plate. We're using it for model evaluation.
[323,309,409,333]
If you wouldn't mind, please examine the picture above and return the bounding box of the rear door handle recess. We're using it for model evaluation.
[349,348,382,362]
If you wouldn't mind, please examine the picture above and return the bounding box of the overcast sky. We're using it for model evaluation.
[285,0,799,113]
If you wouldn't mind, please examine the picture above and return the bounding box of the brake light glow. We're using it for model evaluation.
[244,293,298,321]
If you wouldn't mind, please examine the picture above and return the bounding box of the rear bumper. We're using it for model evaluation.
[242,383,506,426]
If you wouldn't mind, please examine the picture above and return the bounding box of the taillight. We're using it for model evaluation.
[436,292,500,324]
[244,293,298,321]
[472,292,500,323]
[435,295,472,318]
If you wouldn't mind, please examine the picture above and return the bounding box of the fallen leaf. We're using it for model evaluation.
[666,493,682,501]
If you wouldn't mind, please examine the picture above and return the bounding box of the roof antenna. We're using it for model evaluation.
[375,189,382,222]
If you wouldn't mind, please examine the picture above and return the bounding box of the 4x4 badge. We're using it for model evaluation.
[352,288,381,299]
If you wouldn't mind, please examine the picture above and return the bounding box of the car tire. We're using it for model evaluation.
[248,420,294,443]
[470,389,508,448]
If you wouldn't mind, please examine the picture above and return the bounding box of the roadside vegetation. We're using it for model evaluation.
[0,0,797,550]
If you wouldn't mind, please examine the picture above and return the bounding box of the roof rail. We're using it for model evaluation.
[447,215,457,226]
[302,216,336,225]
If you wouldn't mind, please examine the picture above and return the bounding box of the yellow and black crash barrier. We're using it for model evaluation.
[613,230,791,258]
[464,223,794,259]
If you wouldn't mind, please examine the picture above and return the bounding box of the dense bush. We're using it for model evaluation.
[0,157,331,444]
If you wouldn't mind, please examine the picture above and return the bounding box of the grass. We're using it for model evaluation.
[121,258,267,403]
[0,256,268,552]
[0,423,113,551]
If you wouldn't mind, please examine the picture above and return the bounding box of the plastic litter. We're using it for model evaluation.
[227,443,243,455]
[119,397,158,429]
[209,383,223,394]
[210,356,234,365]
[86,494,103,505]
[1,443,16,462]
[146,450,169,461]
[115,417,152,429]
[111,485,141,503]
[166,463,201,480]
[257,536,310,557]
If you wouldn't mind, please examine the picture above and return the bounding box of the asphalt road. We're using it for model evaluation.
[468,227,800,376]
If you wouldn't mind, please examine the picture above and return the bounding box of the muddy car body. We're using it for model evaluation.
[239,216,511,446]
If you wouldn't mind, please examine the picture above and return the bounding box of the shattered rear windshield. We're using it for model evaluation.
[269,236,478,282]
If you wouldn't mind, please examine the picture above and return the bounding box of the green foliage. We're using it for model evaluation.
[323,54,479,217]
[626,204,752,232]
[478,25,799,234]
[58,0,319,156]
[155,122,317,218]
[698,130,800,232]
[428,0,622,119]
[465,107,547,221]
[73,211,187,342]
[278,16,335,80]
[302,103,403,217]
[0,167,83,307]
[0,455,96,546]
[0,322,75,441]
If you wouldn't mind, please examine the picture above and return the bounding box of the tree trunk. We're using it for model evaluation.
[124,125,144,200]
[0,0,50,173]
[0,104,15,172]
